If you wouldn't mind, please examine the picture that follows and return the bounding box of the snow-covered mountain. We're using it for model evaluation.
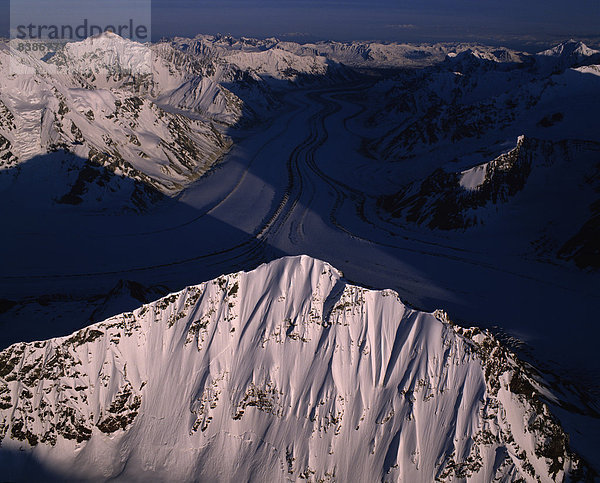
[0,35,240,203]
[171,35,525,70]
[0,32,368,205]
[5,34,589,205]
[169,36,359,86]
[536,39,600,73]
[357,39,600,269]
[0,256,592,481]
[377,134,600,268]
[1,35,599,480]
[363,40,600,158]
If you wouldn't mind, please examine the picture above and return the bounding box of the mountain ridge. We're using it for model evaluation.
[0,256,593,481]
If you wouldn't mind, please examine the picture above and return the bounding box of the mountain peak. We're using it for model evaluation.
[0,256,591,481]
[538,39,599,59]
[78,30,141,46]
[92,30,121,39]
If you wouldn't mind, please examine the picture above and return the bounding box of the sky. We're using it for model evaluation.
[1,0,599,49]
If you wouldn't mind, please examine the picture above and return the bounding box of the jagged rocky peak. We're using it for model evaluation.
[0,256,592,481]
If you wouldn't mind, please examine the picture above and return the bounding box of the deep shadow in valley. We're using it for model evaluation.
[0,150,289,348]
[0,448,68,483]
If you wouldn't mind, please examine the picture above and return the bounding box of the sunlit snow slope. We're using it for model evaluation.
[0,256,590,482]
